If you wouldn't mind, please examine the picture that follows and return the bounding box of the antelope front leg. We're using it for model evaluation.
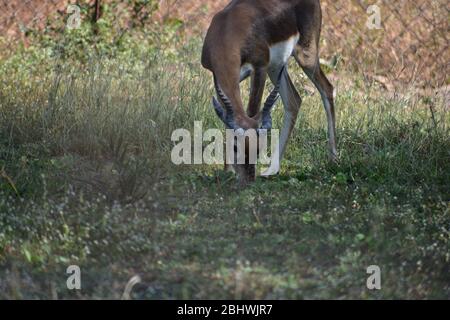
[261,67,302,177]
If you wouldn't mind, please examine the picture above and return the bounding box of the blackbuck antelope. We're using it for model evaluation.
[201,0,337,183]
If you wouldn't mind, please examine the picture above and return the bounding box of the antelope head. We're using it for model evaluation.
[211,72,281,184]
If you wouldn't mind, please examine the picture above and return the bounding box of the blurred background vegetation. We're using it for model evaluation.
[1,0,448,87]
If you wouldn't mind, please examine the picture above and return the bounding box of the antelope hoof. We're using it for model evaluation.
[329,152,339,164]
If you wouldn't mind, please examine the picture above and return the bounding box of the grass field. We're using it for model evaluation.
[0,44,449,299]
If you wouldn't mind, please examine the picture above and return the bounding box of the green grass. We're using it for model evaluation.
[0,45,449,299]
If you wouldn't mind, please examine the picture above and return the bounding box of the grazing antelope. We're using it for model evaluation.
[201,0,337,183]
